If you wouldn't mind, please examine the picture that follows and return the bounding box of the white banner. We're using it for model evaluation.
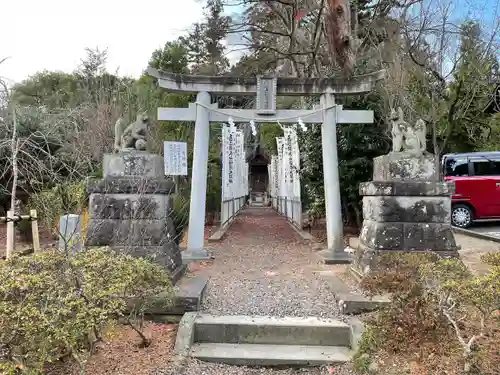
[164,141,188,176]
[222,125,247,199]
[271,155,278,197]
[235,130,244,197]
[289,129,301,198]
[222,125,236,199]
[267,163,272,195]
[283,129,293,198]
[244,162,249,195]
[276,137,286,197]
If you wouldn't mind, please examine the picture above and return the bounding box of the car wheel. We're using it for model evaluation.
[451,204,473,228]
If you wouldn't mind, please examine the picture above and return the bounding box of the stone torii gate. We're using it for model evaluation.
[147,68,385,264]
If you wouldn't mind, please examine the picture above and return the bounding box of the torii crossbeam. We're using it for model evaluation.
[147,68,385,264]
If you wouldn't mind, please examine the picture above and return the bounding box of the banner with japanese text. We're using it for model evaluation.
[222,125,236,199]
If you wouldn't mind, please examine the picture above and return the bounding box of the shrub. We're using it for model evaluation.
[28,181,87,236]
[15,217,33,243]
[420,253,500,373]
[0,247,173,373]
[359,252,500,374]
[360,252,451,356]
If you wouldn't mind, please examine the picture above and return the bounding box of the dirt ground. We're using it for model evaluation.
[46,322,178,375]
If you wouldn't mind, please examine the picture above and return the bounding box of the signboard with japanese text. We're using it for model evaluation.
[164,141,188,175]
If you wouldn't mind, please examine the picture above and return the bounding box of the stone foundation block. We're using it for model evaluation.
[360,181,455,197]
[359,220,458,252]
[359,221,403,250]
[89,193,173,220]
[85,218,176,247]
[104,244,182,275]
[86,177,175,195]
[373,152,436,181]
[362,196,451,223]
[103,151,165,178]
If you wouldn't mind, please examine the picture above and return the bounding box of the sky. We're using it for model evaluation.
[1,0,498,86]
[0,0,205,85]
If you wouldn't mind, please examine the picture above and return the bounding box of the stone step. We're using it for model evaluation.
[191,343,351,366]
[193,314,351,347]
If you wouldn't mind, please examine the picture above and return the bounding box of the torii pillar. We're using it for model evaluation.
[147,68,385,264]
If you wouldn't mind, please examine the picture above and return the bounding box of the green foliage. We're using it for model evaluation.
[28,181,87,234]
[149,41,190,74]
[0,247,173,373]
[259,123,283,154]
[15,218,33,243]
[408,20,499,156]
[352,325,381,373]
[206,162,222,218]
[171,191,190,245]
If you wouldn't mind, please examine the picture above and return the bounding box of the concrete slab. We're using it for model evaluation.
[208,224,230,242]
[170,275,209,315]
[191,343,351,366]
[194,314,351,347]
[195,314,348,327]
[348,316,365,353]
[321,273,390,315]
[174,312,198,357]
[337,292,390,315]
[319,249,352,264]
[181,248,214,263]
[285,220,317,242]
[128,275,208,316]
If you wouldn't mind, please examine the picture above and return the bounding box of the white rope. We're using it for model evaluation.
[194,101,335,122]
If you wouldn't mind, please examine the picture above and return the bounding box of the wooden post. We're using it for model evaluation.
[30,209,40,253]
[6,210,14,259]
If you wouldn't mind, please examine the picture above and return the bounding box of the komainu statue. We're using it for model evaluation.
[114,112,149,152]
[390,107,426,155]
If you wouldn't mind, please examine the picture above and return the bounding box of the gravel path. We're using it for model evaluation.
[155,359,355,375]
[154,207,348,375]
[197,207,341,318]
[154,360,342,375]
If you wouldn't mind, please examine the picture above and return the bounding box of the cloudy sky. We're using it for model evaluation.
[1,0,497,86]
[1,0,205,85]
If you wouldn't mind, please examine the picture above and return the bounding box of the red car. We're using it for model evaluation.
[443,152,500,228]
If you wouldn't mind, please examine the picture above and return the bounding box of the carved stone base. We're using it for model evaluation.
[103,151,165,178]
[353,180,459,276]
[373,152,436,181]
[85,152,184,283]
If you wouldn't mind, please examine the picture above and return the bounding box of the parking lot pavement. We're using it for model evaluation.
[469,221,500,239]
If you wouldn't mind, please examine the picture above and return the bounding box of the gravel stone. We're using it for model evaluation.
[200,208,342,318]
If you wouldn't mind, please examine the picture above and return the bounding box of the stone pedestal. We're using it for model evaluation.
[85,151,185,283]
[353,152,459,275]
